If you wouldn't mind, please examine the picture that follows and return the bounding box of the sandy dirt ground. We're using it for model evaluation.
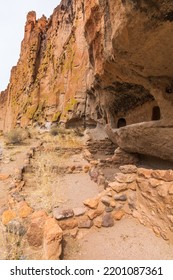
[63,217,173,260]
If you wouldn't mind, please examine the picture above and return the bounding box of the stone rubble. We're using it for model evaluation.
[53,208,74,220]
[43,218,63,260]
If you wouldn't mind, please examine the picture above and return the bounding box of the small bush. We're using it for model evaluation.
[50,126,73,136]
[50,127,59,136]
[6,128,29,145]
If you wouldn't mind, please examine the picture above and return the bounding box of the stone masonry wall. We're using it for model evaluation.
[109,165,173,242]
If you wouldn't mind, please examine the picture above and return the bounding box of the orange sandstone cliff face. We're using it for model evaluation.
[1,0,173,160]
[2,0,91,131]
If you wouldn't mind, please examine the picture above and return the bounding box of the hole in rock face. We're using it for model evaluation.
[166,87,173,94]
[117,118,126,128]
[152,106,161,121]
[164,11,173,22]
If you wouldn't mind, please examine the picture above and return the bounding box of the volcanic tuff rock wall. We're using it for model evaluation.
[0,90,7,129]
[85,0,173,161]
[1,0,173,160]
[1,0,91,131]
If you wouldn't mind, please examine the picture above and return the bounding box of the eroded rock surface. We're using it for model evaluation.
[0,0,173,260]
[0,1,173,148]
[1,1,90,131]
[105,121,173,161]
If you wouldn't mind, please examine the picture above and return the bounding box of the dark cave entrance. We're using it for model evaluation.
[117,118,127,128]
[152,106,161,121]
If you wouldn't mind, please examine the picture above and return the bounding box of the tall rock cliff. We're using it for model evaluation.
[1,0,173,161]
[1,0,91,131]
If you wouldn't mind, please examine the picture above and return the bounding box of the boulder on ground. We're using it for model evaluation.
[26,211,48,247]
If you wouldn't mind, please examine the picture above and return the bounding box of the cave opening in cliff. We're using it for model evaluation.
[117,118,126,128]
[152,106,161,121]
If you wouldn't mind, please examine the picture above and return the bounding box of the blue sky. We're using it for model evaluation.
[0,1,60,91]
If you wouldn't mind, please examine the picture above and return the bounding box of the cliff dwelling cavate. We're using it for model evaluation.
[152,106,161,121]
[117,118,126,128]
[1,0,173,260]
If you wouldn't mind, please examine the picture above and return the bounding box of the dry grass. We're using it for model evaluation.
[0,222,6,259]
[0,129,84,260]
[44,127,83,149]
[50,127,58,136]
[5,128,29,145]
[58,135,83,149]
[0,221,24,260]
[22,133,83,213]
[50,126,74,136]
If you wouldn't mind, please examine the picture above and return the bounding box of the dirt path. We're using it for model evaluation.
[63,217,173,260]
